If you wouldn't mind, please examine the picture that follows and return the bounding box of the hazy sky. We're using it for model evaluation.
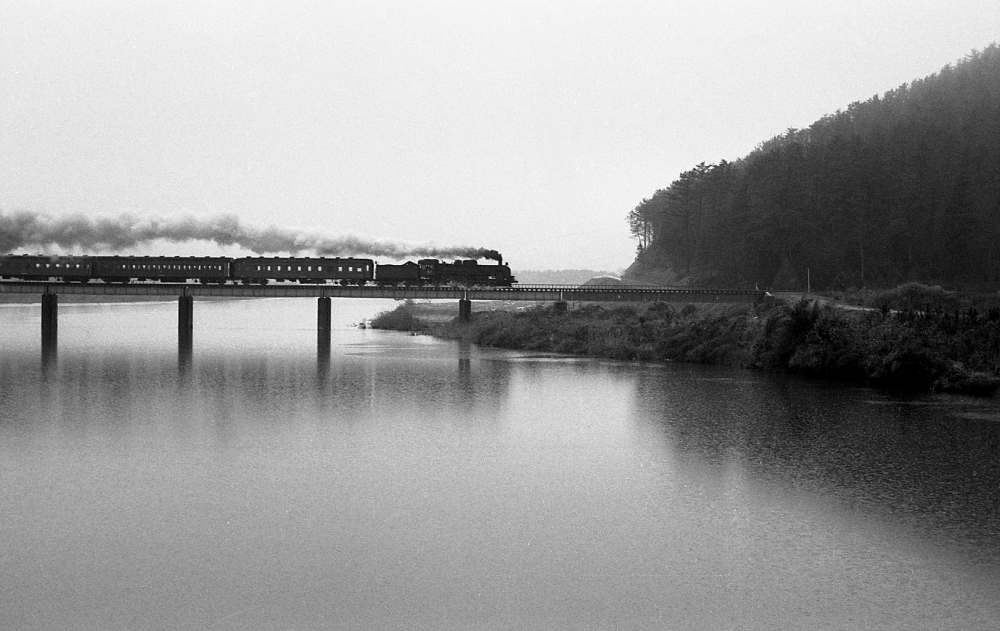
[2,1,998,270]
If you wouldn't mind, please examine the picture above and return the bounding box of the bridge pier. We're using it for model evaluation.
[317,297,332,361]
[41,293,58,336]
[178,295,193,338]
[458,298,472,323]
[318,296,332,334]
[41,294,58,368]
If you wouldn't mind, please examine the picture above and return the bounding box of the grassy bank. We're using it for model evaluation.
[371,295,1000,395]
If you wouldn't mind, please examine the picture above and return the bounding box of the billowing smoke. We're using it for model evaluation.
[0,210,504,262]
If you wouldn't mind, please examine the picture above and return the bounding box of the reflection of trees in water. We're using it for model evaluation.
[635,367,1000,566]
[638,369,1000,540]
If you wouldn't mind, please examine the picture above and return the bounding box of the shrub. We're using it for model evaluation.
[865,282,959,311]
[370,303,427,331]
[861,322,948,388]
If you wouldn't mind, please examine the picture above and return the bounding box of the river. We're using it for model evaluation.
[2,298,999,630]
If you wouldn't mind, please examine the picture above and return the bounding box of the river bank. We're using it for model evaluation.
[372,293,1000,395]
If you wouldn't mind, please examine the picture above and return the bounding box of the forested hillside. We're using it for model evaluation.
[628,44,1000,290]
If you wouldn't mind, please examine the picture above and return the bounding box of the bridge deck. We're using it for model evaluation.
[0,281,763,303]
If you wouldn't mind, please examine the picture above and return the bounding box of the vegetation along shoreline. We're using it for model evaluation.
[372,283,1000,396]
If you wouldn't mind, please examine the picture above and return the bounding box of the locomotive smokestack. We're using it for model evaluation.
[483,249,503,264]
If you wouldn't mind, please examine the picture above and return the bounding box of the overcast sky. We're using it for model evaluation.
[2,1,998,270]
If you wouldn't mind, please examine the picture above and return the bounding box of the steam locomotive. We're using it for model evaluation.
[0,254,517,287]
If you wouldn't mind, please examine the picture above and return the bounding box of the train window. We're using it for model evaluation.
[338,266,343,272]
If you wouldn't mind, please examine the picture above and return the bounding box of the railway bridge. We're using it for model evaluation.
[1,280,764,354]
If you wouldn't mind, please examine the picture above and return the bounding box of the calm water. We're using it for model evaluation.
[2,298,1000,630]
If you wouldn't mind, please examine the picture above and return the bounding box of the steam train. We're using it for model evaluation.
[0,254,517,287]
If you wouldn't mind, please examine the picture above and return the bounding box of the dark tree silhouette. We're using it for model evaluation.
[630,44,1000,291]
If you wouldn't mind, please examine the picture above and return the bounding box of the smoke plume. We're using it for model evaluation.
[0,211,503,262]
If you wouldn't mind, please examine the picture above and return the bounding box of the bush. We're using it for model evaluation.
[786,308,867,380]
[861,322,948,388]
[370,302,427,331]
[751,299,821,370]
[865,282,959,312]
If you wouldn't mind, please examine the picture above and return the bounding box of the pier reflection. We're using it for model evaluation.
[178,330,193,375]
[317,330,331,375]
[18,336,514,444]
[41,329,57,374]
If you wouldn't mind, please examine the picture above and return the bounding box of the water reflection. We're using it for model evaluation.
[178,329,193,374]
[16,339,516,449]
[41,328,58,375]
[633,365,1000,582]
[5,301,1000,629]
[317,329,331,370]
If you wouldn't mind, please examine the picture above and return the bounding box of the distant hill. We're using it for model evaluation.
[628,44,1000,291]
[514,269,622,285]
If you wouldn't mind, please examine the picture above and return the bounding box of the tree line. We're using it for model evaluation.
[629,44,1000,290]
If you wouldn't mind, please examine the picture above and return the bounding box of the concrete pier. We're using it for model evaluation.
[41,294,58,335]
[41,294,58,368]
[318,297,332,334]
[317,297,332,363]
[178,295,194,342]
[459,298,472,323]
